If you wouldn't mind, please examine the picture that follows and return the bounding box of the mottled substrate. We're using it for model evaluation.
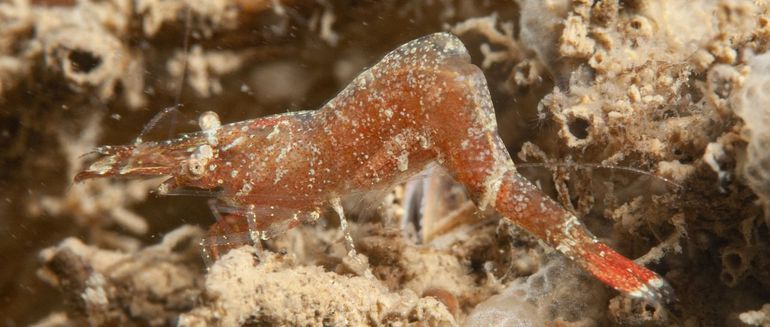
[510,1,770,325]
[36,215,523,326]
[3,0,770,326]
[179,246,456,326]
[37,226,205,326]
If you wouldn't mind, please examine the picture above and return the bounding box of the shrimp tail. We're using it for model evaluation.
[493,170,673,303]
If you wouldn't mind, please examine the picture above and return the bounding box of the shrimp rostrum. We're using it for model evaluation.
[76,33,672,302]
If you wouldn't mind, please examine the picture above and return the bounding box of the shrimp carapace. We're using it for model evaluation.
[77,33,672,303]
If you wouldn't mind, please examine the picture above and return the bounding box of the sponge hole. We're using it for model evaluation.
[568,117,590,140]
[720,270,737,286]
[68,49,102,73]
[724,252,743,270]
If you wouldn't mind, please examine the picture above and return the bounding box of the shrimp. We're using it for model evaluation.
[75,33,672,303]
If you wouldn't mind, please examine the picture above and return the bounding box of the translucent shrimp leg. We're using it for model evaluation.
[201,205,322,264]
[201,214,252,266]
[330,197,358,257]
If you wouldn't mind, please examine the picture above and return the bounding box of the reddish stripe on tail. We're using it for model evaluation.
[581,242,672,301]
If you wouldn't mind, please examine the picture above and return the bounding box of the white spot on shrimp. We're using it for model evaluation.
[561,215,580,237]
[237,182,253,196]
[91,156,118,175]
[556,240,575,257]
[193,144,213,160]
[276,148,289,163]
[266,124,281,140]
[274,168,287,184]
[478,165,507,210]
[419,135,430,149]
[628,290,644,298]
[397,151,409,172]
[221,137,243,151]
[648,277,666,289]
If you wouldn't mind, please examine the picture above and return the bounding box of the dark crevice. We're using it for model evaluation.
[68,50,101,73]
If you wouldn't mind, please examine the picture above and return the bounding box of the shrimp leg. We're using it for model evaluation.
[201,214,252,266]
[202,205,322,264]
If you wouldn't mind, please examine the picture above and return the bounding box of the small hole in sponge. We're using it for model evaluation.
[69,50,102,73]
[643,303,657,315]
[721,271,737,286]
[568,117,590,139]
[724,252,743,270]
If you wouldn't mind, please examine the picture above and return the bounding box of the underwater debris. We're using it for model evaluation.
[740,303,770,327]
[37,225,204,325]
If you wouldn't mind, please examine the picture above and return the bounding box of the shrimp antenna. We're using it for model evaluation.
[133,106,183,145]
[516,162,684,191]
[134,6,193,145]
[167,5,194,138]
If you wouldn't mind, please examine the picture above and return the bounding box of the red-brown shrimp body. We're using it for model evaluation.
[77,33,672,303]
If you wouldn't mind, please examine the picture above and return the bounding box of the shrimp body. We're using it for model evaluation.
[77,33,671,302]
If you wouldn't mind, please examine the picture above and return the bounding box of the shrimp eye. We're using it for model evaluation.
[188,158,206,177]
[187,144,214,178]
